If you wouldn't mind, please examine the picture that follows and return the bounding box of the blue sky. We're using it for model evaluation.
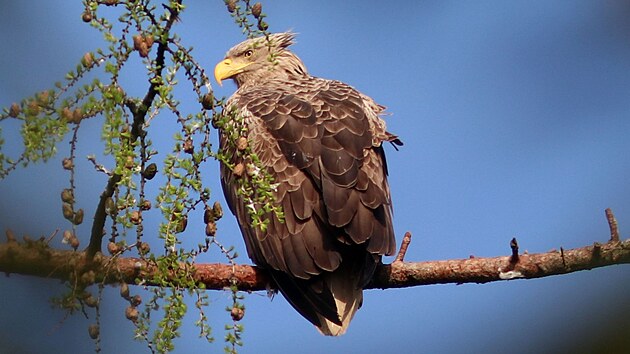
[1,1,629,353]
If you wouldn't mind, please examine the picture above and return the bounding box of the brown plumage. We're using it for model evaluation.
[214,32,401,335]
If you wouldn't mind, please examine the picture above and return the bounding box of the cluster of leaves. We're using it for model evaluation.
[0,0,273,353]
[213,107,285,232]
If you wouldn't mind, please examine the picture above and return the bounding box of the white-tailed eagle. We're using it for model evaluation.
[214,32,400,335]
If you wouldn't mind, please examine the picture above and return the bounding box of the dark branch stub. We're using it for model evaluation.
[87,176,122,259]
[509,237,519,263]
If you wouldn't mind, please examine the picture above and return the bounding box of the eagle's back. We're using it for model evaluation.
[219,76,397,334]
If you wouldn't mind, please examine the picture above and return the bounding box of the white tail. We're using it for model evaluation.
[315,268,364,336]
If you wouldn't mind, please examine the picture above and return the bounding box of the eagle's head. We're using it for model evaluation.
[214,32,308,88]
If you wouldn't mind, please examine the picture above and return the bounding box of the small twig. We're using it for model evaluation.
[45,229,60,244]
[87,155,112,176]
[605,208,620,242]
[394,232,412,263]
[509,237,519,263]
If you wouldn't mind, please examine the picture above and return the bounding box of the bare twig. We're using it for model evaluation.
[605,208,620,242]
[394,232,412,263]
[87,155,111,175]
[45,229,60,244]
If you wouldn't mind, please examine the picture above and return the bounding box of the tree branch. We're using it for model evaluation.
[2,233,628,292]
[86,2,183,259]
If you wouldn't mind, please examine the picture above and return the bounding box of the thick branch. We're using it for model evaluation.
[2,236,628,291]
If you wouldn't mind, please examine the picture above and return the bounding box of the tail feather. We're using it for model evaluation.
[315,271,363,336]
[268,270,339,328]
[269,252,378,336]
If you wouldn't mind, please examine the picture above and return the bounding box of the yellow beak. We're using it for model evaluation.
[214,58,251,86]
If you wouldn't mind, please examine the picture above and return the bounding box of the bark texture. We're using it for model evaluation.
[1,234,628,291]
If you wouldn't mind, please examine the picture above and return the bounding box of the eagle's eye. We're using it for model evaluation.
[244,50,253,58]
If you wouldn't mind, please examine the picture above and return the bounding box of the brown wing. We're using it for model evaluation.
[219,77,396,327]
